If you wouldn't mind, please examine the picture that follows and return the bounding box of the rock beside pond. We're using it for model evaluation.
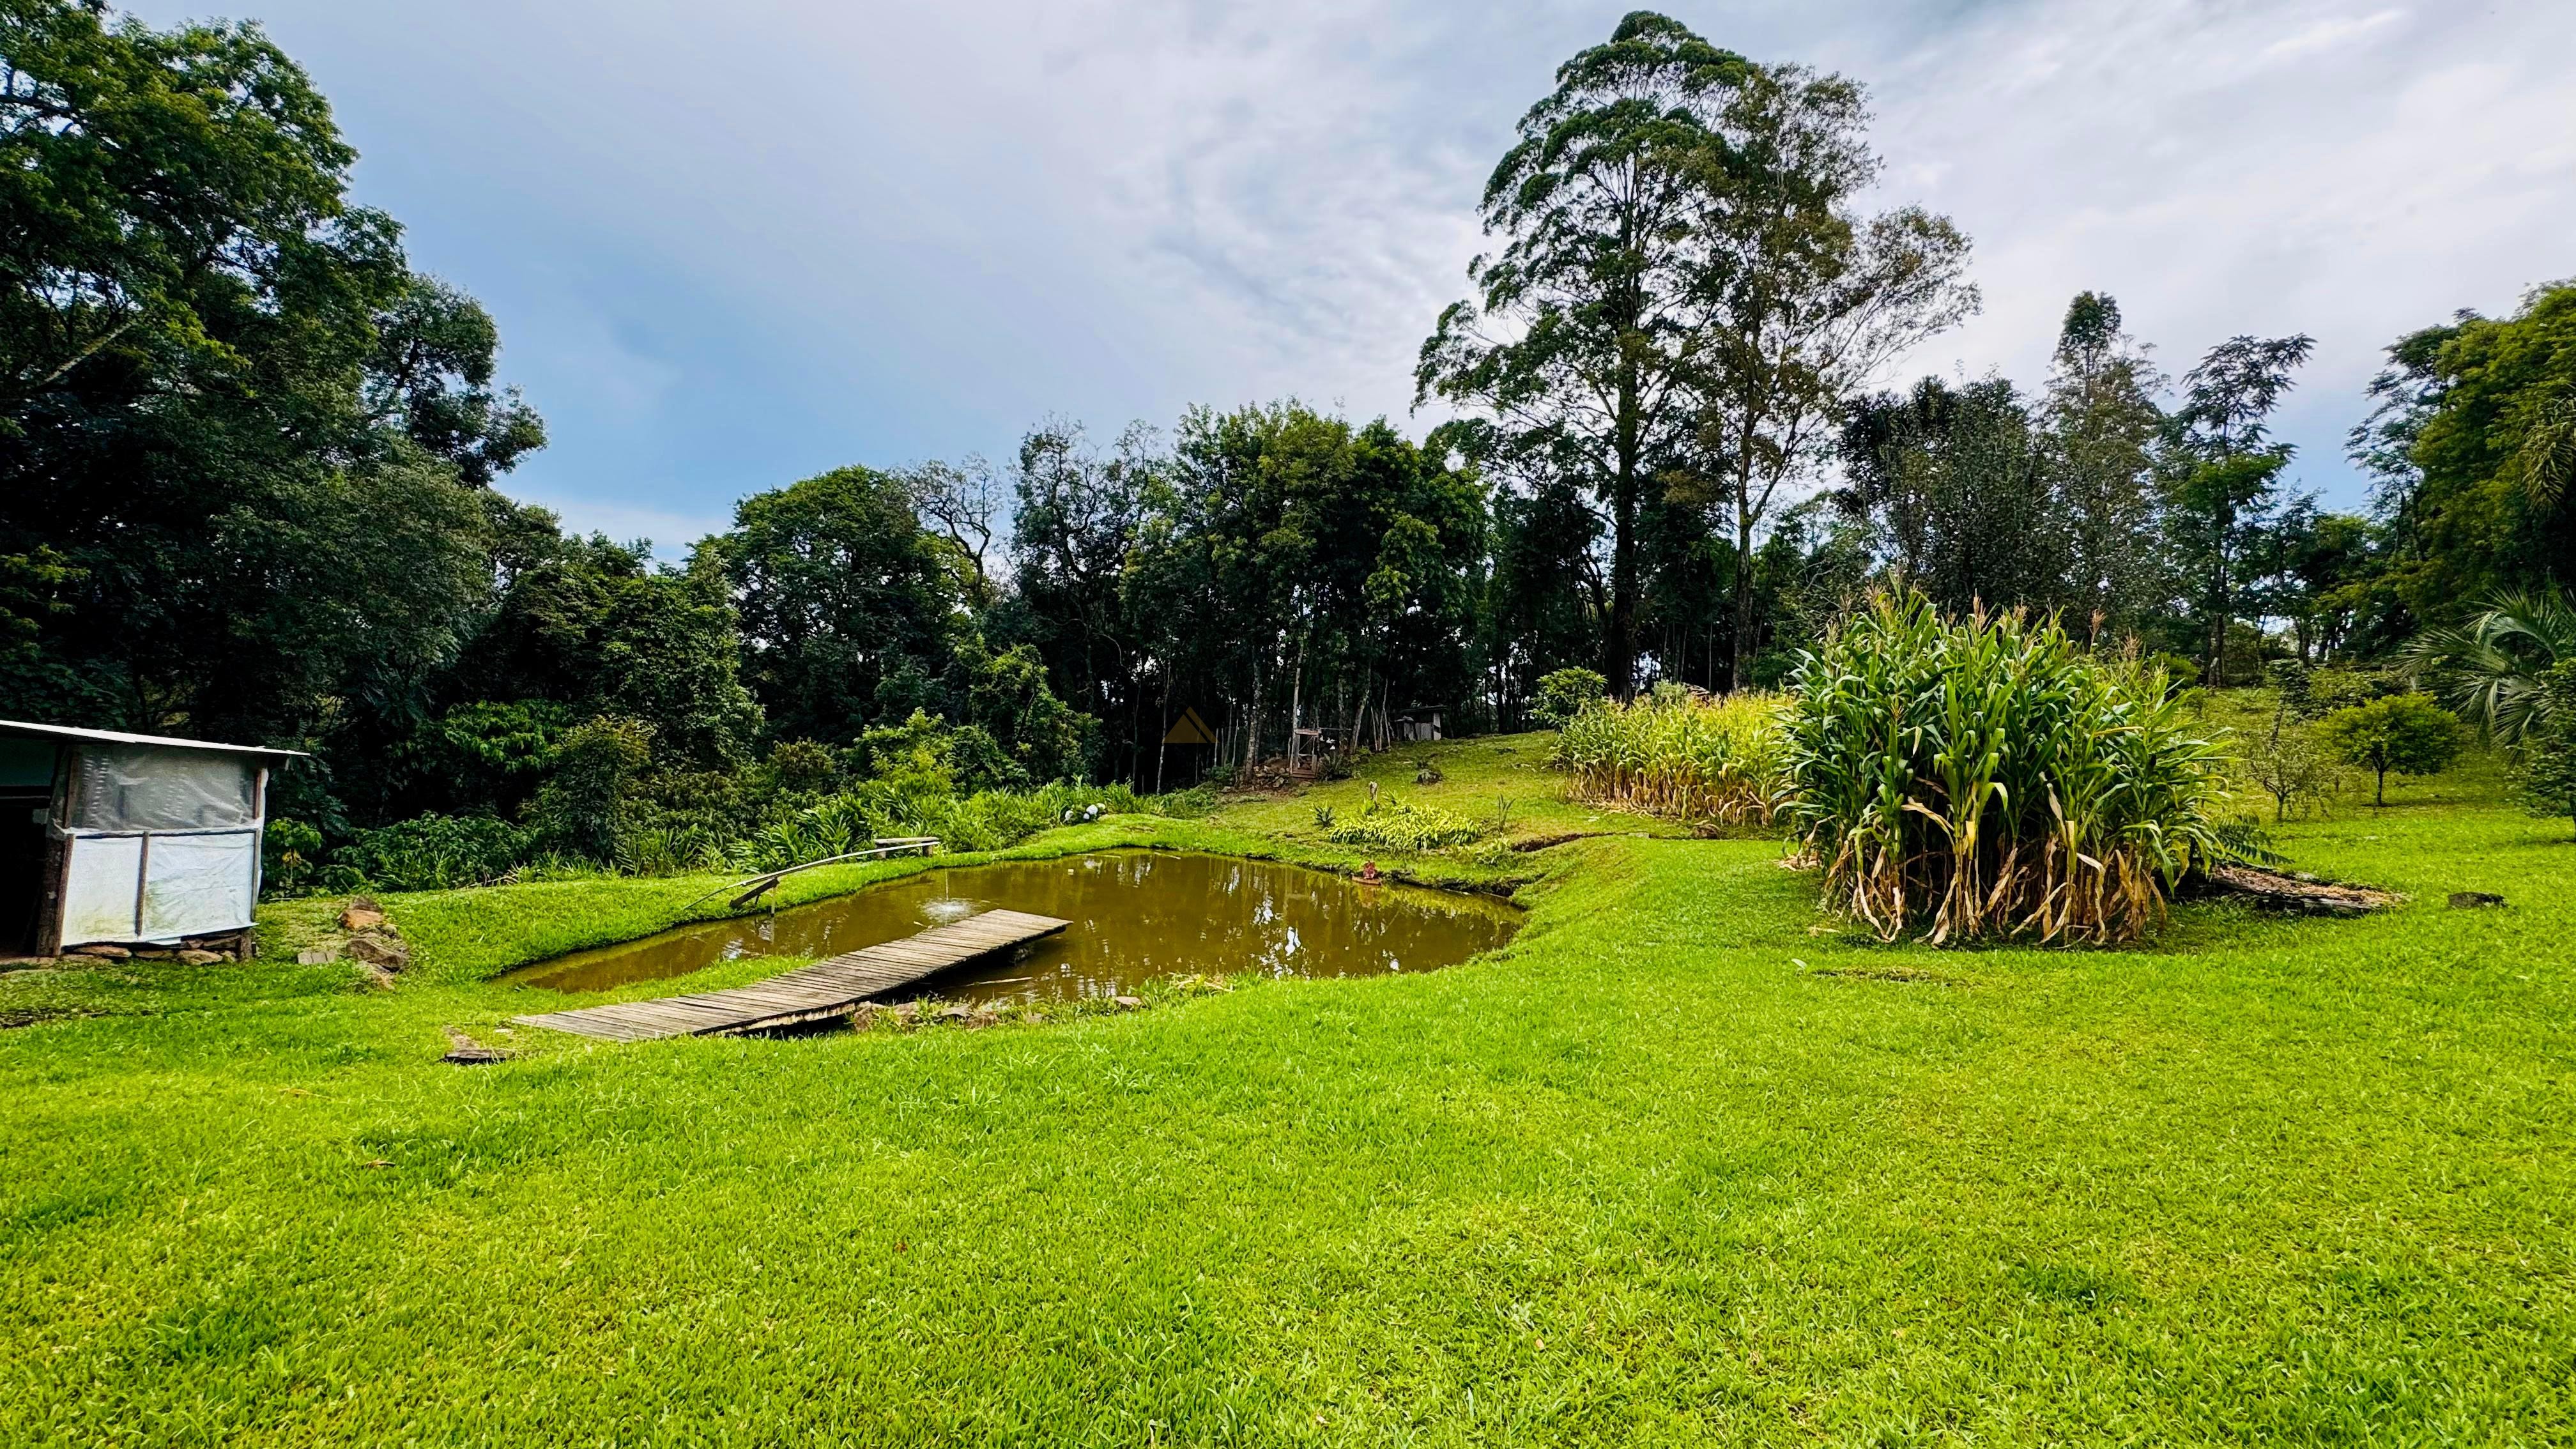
[1113,995,1145,1011]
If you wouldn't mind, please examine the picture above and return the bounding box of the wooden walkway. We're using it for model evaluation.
[513,908,1069,1042]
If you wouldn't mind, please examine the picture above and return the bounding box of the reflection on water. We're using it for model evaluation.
[505,851,1521,1004]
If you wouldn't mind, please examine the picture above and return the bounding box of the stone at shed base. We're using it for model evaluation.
[177,949,224,964]
[70,944,130,959]
[296,946,337,965]
[2448,891,2506,909]
[339,897,388,932]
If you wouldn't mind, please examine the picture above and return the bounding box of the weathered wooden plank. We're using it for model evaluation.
[514,908,1068,1042]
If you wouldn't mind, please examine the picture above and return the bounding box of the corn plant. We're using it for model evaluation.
[1551,685,1793,826]
[1784,594,2237,946]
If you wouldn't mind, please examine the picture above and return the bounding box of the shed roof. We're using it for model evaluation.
[0,719,307,760]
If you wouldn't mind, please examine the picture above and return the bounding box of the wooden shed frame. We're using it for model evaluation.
[0,721,304,957]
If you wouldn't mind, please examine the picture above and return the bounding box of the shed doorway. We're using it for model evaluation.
[0,737,57,955]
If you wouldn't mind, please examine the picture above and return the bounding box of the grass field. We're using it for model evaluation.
[4,737,2572,1445]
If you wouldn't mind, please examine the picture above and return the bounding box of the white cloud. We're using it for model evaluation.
[121,0,2576,518]
[2258,7,2405,64]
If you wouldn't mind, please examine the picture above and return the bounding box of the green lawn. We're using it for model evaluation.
[4,740,2571,1445]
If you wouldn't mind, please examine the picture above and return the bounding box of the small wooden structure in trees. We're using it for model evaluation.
[0,720,303,958]
[1390,708,1446,744]
[1157,706,1218,790]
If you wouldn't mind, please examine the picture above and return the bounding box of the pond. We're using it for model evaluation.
[505,851,1522,1005]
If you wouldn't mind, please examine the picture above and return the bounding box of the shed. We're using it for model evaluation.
[1390,707,1445,744]
[0,720,303,957]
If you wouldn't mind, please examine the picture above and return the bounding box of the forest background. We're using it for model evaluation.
[4,4,2570,887]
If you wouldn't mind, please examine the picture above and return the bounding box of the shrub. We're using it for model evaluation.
[526,716,653,861]
[1552,684,1791,826]
[261,817,325,898]
[1324,795,1489,852]
[1530,666,1607,729]
[1784,594,2237,946]
[2513,661,2576,839]
[335,814,533,891]
[2242,717,2342,821]
[2318,694,2465,806]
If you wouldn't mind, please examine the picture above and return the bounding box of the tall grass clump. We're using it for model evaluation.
[1786,594,2235,946]
[1323,795,1491,852]
[1552,684,1793,825]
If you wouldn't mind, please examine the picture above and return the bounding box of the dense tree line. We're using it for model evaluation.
[5,3,2572,870]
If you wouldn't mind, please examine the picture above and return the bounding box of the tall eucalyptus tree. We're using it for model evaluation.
[1673,62,1978,689]
[1418,12,1748,696]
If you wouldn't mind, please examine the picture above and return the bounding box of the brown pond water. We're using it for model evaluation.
[505,851,1521,1004]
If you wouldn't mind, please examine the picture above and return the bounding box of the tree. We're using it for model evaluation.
[1010,420,1152,769]
[899,455,1007,610]
[2040,292,2166,637]
[2515,662,2576,839]
[1841,376,2062,618]
[1418,12,1749,696]
[0,0,539,753]
[2400,284,2576,606]
[716,466,956,746]
[2166,334,2315,685]
[2319,694,2465,806]
[365,275,546,484]
[1672,60,1978,689]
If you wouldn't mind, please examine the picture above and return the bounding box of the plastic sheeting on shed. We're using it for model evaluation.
[60,830,259,944]
[59,834,144,945]
[139,831,258,939]
[74,745,256,831]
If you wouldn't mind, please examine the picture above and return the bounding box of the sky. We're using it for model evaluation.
[132,0,2576,553]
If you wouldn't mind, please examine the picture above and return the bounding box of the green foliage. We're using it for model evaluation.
[332,813,533,892]
[2515,663,2576,837]
[1323,795,1490,853]
[2402,587,2576,743]
[0,2,532,744]
[852,710,1022,794]
[525,716,654,861]
[715,464,956,744]
[948,637,1096,784]
[763,739,841,795]
[2319,694,2466,806]
[1840,376,2063,619]
[2369,284,2576,610]
[732,780,1143,868]
[260,816,325,899]
[1785,594,2235,944]
[1529,667,1607,730]
[1552,686,1791,825]
[2241,716,2342,822]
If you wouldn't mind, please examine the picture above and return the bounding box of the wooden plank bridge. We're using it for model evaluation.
[514,907,1069,1042]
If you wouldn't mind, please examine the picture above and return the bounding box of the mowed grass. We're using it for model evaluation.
[3,744,2572,1444]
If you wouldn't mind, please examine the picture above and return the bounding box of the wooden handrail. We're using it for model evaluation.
[680,838,942,912]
